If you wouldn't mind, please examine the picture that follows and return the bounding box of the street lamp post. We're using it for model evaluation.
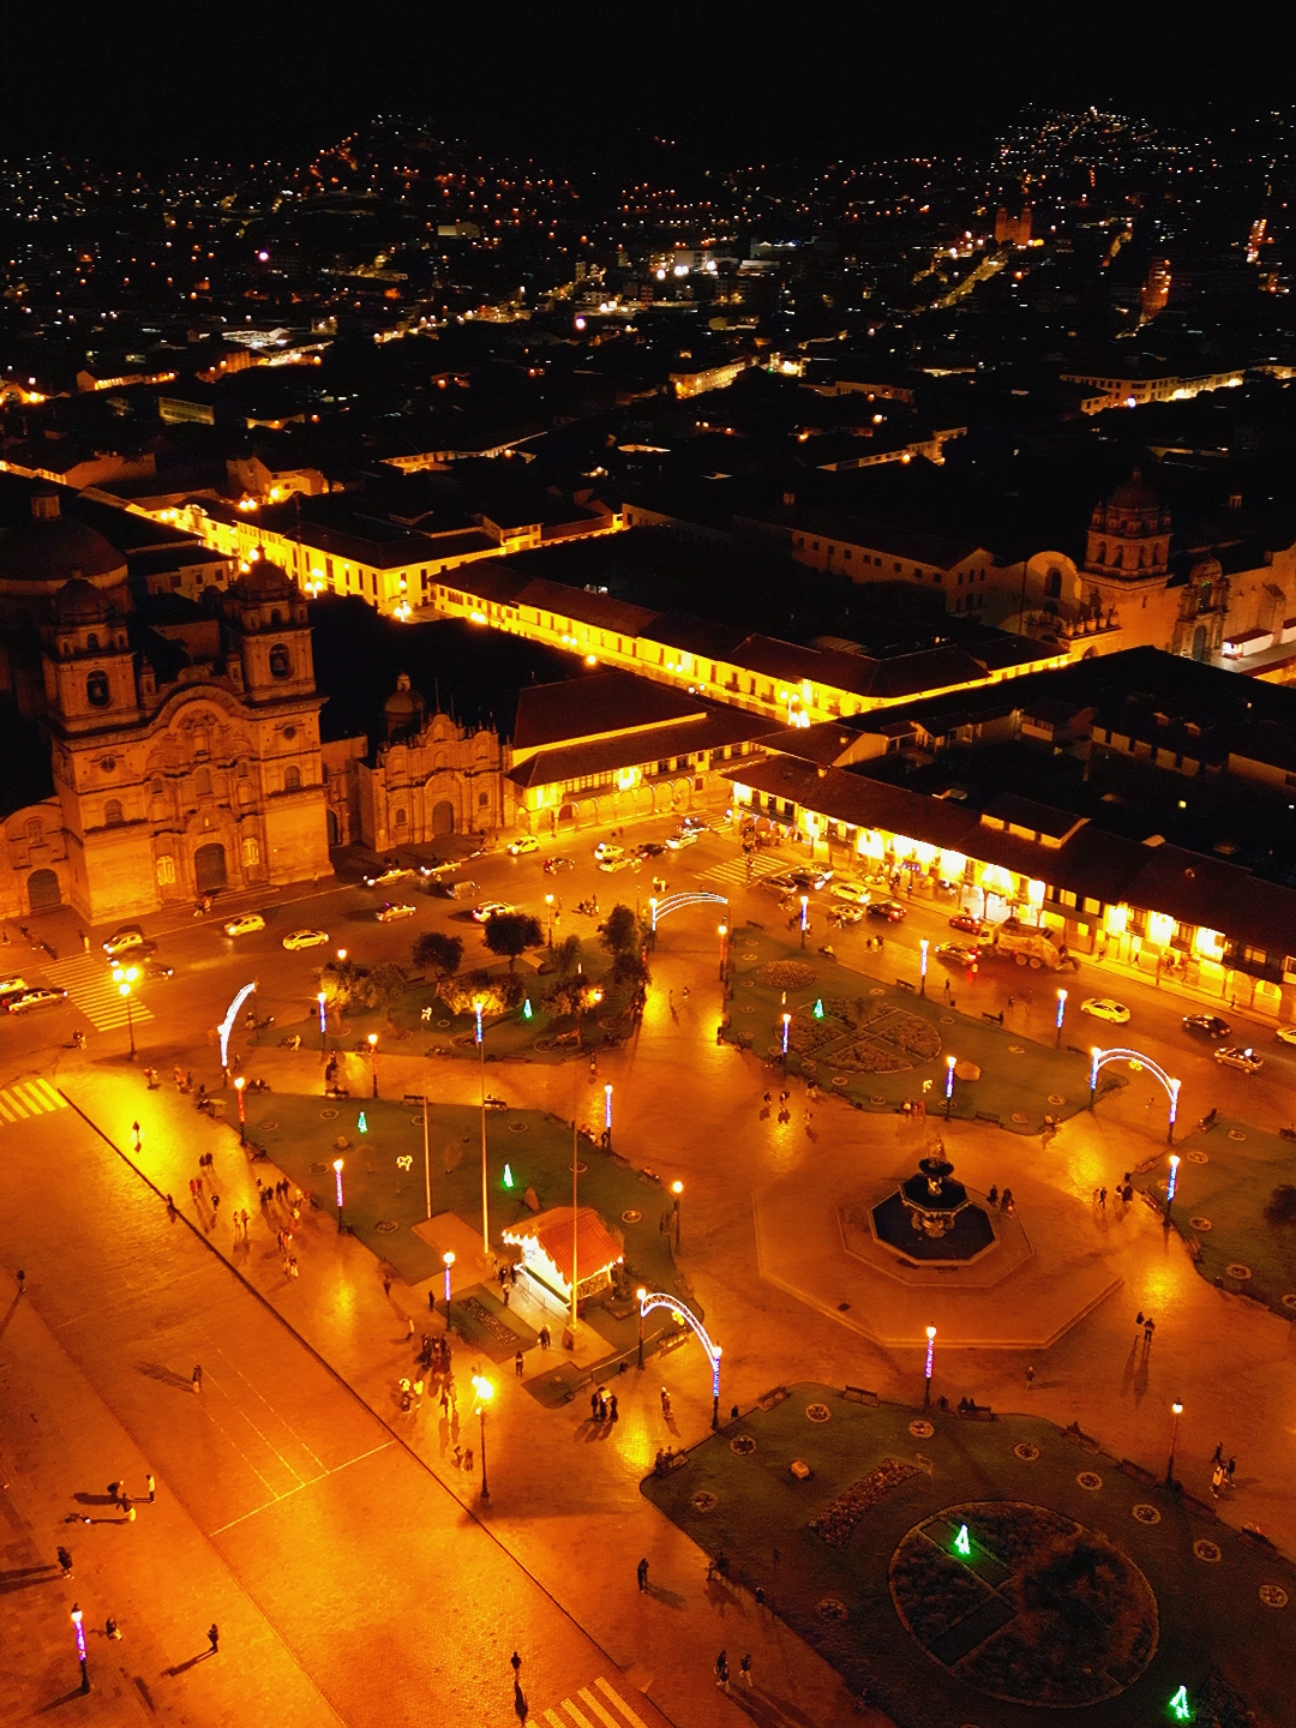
[442,1249,455,1307]
[671,1180,683,1251]
[636,1285,647,1368]
[920,938,928,997]
[923,1325,936,1409]
[112,964,139,1060]
[367,1032,379,1098]
[718,922,728,981]
[944,1055,956,1119]
[234,1075,246,1145]
[1165,1398,1183,1489]
[472,1374,493,1502]
[781,1011,791,1064]
[475,1000,489,1255]
[1165,1153,1181,1231]
[711,1343,722,1431]
[317,990,328,1058]
[1055,988,1067,1048]
[333,1157,344,1230]
[603,1082,613,1150]
[799,894,808,949]
[545,893,555,950]
[422,1089,431,1220]
[71,1603,89,1694]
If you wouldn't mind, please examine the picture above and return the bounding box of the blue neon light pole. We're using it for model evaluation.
[944,1055,955,1119]
[1055,987,1067,1048]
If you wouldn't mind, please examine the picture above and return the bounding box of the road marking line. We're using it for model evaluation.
[577,1686,623,1728]
[207,1440,396,1534]
[0,1090,31,1119]
[14,1081,55,1113]
[559,1703,595,1728]
[543,1714,567,1728]
[0,1096,22,1122]
[595,1680,649,1728]
[32,1077,67,1108]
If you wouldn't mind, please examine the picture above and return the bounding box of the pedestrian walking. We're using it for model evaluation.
[501,1284,510,1307]
[1211,1464,1224,1498]
[1002,1188,1014,1214]
[1143,1317,1155,1343]
[590,1390,600,1421]
[739,1654,753,1687]
[515,1349,525,1378]
[755,1585,765,1606]
[16,1268,24,1295]
[596,1388,608,1423]
[608,1393,619,1422]
[1026,1365,1035,1391]
[1227,1456,1236,1484]
[407,1316,415,1340]
[510,1651,522,1677]
[288,1256,299,1279]
[207,1623,220,1655]
[715,1651,730,1692]
[105,1616,122,1640]
[192,1364,203,1393]
[637,1557,649,1591]
[382,1274,392,1298]
[1135,1310,1144,1332]
[1099,1187,1107,1211]
[987,1185,998,1208]
[57,1546,73,1578]
[1212,1441,1223,1466]
[146,1474,155,1503]
[538,1325,551,1351]
[660,1386,672,1418]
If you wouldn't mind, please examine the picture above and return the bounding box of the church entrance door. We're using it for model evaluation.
[432,801,455,837]
[28,868,61,912]
[194,842,228,893]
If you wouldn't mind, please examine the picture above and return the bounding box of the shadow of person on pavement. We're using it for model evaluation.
[704,1576,743,1613]
[135,1361,198,1393]
[644,1581,686,1608]
[73,1492,120,1507]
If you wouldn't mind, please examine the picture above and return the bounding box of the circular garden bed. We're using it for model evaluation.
[889,1501,1158,1707]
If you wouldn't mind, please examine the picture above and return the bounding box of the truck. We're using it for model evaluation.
[989,917,1075,971]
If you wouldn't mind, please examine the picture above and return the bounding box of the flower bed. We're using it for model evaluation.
[889,1535,986,1641]
[808,1458,923,1550]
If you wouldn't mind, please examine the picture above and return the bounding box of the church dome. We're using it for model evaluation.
[55,576,112,626]
[0,492,127,591]
[384,673,418,718]
[236,558,296,602]
[1107,470,1160,513]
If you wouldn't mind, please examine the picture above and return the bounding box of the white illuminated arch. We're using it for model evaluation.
[1090,1045,1180,1143]
[638,1290,723,1426]
[219,981,257,1071]
[648,891,727,932]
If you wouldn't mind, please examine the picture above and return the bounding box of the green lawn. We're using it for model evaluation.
[643,1384,1295,1727]
[1137,1118,1296,1319]
[722,925,1108,1133]
[236,1088,681,1327]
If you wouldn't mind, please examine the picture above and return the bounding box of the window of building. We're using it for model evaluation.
[237,760,248,779]
[195,768,212,797]
[1083,897,1100,915]
[242,836,260,867]
[479,791,489,807]
[270,609,282,627]
[283,765,301,792]
[26,817,42,841]
[86,671,110,707]
[156,855,176,885]
[104,799,124,826]
[394,806,407,826]
[269,644,291,678]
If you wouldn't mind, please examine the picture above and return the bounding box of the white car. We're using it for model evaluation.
[223,913,266,938]
[5,986,68,1014]
[282,928,329,951]
[103,926,146,957]
[376,902,417,923]
[508,836,540,856]
[593,842,624,864]
[1081,997,1130,1024]
[831,880,871,905]
[1214,1046,1264,1074]
[665,829,700,850]
[1277,1025,1296,1046]
[364,866,408,888]
[472,900,515,923]
[0,976,30,1001]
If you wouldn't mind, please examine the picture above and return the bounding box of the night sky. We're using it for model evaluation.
[4,0,1284,168]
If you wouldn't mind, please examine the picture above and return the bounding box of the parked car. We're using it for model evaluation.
[1214,1045,1264,1074]
[223,913,266,938]
[507,836,540,856]
[543,856,575,874]
[948,912,989,938]
[1276,1024,1296,1047]
[375,902,416,923]
[935,943,980,968]
[364,865,408,888]
[283,928,330,951]
[866,900,906,923]
[593,842,624,863]
[472,900,515,923]
[0,976,30,1001]
[1182,1013,1232,1040]
[103,926,146,958]
[1081,997,1130,1024]
[6,986,68,1014]
[831,880,870,905]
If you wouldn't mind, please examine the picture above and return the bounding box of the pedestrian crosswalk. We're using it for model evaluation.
[40,954,154,1033]
[0,1077,68,1123]
[541,1677,651,1728]
[698,853,785,889]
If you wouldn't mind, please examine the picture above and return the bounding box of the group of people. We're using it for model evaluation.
[1210,1443,1238,1497]
[589,1385,619,1424]
[985,1185,1016,1215]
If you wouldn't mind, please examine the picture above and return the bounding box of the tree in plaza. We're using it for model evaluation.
[554,933,583,976]
[610,947,650,1019]
[484,911,544,971]
[411,930,464,982]
[599,904,639,957]
[318,958,409,1015]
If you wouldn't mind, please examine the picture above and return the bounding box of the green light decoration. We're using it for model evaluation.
[522,998,533,1020]
[502,1163,514,1189]
[953,1524,971,1557]
[813,998,824,1019]
[1168,1685,1192,1721]
[357,1111,368,1134]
